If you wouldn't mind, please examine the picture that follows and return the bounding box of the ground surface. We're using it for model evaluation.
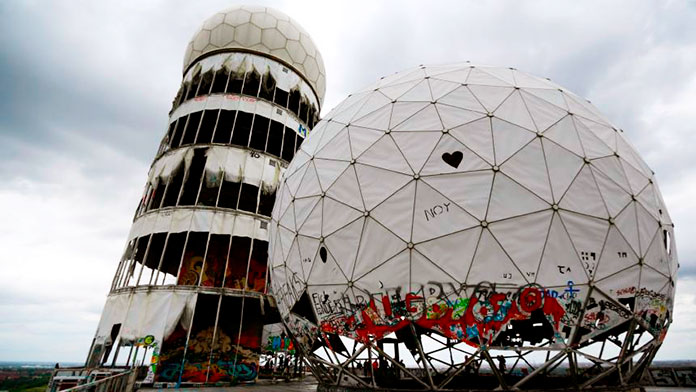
[138,379,696,392]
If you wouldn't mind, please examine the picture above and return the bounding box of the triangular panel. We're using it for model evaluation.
[422,170,493,220]
[415,227,481,282]
[559,165,608,218]
[489,210,553,282]
[412,180,479,243]
[491,118,536,164]
[487,173,549,221]
[449,117,495,164]
[354,164,413,210]
[501,138,553,203]
[370,181,416,242]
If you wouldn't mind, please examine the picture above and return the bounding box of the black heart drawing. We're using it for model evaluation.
[319,247,328,263]
[442,151,463,168]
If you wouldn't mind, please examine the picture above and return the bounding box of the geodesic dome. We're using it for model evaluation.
[269,63,677,390]
[184,5,326,103]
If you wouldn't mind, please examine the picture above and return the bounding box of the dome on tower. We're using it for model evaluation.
[184,5,326,104]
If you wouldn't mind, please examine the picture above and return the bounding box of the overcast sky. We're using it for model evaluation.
[1,0,695,362]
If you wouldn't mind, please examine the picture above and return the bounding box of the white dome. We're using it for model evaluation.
[270,63,676,350]
[184,5,326,104]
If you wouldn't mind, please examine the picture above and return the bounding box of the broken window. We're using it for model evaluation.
[259,71,276,102]
[225,236,251,289]
[161,162,185,208]
[197,170,221,207]
[257,189,276,217]
[299,100,309,125]
[198,70,214,97]
[247,240,268,293]
[281,126,296,161]
[196,110,218,144]
[217,179,241,209]
[160,232,187,281]
[170,115,188,149]
[178,148,207,206]
[295,133,304,153]
[237,183,259,213]
[242,69,261,97]
[249,115,269,151]
[173,83,186,108]
[178,232,208,285]
[114,240,136,289]
[181,111,202,146]
[210,68,229,94]
[266,120,283,157]
[230,111,253,147]
[213,110,235,144]
[122,235,149,287]
[186,72,202,101]
[226,70,245,94]
[148,180,165,212]
[136,232,167,286]
[202,234,231,287]
[288,88,301,117]
[273,87,289,108]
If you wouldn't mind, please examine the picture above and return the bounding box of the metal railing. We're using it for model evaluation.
[50,369,133,392]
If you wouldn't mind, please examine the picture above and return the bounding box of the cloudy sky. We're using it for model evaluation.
[1,0,695,362]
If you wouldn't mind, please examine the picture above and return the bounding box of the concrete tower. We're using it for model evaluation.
[86,5,325,386]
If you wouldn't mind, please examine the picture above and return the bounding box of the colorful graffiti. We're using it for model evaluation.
[156,326,260,383]
[265,335,295,353]
[314,281,581,347]
[155,294,263,384]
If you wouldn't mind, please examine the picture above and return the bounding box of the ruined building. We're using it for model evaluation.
[84,5,325,385]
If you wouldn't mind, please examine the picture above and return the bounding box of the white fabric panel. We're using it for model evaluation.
[108,291,199,344]
[94,294,131,344]
[211,211,236,235]
[169,93,307,141]
[128,209,267,241]
[223,148,247,183]
[244,153,265,186]
[171,209,194,232]
[234,214,255,238]
[153,211,173,234]
[190,209,214,232]
[148,149,190,186]
[182,52,319,110]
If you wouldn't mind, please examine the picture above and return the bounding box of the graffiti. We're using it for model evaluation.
[298,124,307,137]
[136,335,157,347]
[564,281,580,298]
[157,361,258,383]
[156,310,262,384]
[284,314,318,353]
[316,281,577,348]
[264,335,295,353]
[423,202,452,222]
[225,94,257,103]
[441,151,463,168]
[557,265,572,274]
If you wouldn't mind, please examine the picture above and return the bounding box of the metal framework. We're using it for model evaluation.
[288,287,667,391]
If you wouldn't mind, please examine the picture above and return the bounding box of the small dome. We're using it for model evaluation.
[184,5,326,104]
